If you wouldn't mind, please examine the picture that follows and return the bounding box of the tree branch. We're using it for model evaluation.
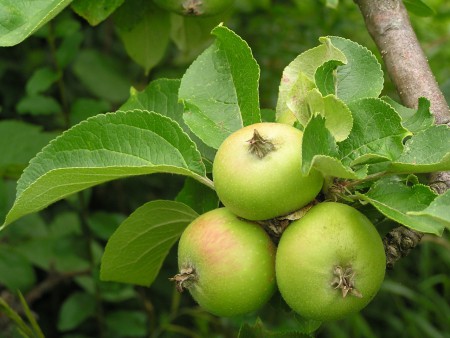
[354,0,450,267]
[354,0,450,125]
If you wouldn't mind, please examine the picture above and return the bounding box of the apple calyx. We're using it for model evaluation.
[247,129,275,159]
[169,266,198,292]
[182,0,203,15]
[331,265,363,298]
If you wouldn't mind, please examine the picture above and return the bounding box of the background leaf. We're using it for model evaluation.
[71,0,125,26]
[179,25,261,149]
[176,177,219,214]
[410,190,450,230]
[357,177,446,235]
[403,0,435,17]
[114,0,170,74]
[2,110,211,228]
[58,292,96,331]
[0,0,73,46]
[0,121,58,179]
[100,200,198,286]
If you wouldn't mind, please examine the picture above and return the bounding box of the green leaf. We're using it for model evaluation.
[403,0,435,17]
[71,0,124,26]
[58,292,96,331]
[276,37,346,123]
[409,190,450,230]
[0,121,58,179]
[16,95,62,116]
[288,88,353,141]
[1,110,211,229]
[100,200,198,286]
[302,115,365,179]
[325,0,339,8]
[0,247,36,291]
[105,311,147,337]
[56,30,83,68]
[179,25,261,149]
[389,125,450,173]
[26,67,60,95]
[357,177,445,235]
[120,78,216,164]
[328,36,384,102]
[382,96,434,134]
[176,177,219,214]
[238,318,311,338]
[170,14,222,62]
[0,0,73,46]
[315,59,345,96]
[72,49,130,103]
[114,0,170,74]
[339,98,410,166]
[70,98,111,126]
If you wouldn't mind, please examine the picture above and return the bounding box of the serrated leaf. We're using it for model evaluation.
[120,78,216,164]
[0,121,58,179]
[409,190,450,230]
[100,200,198,286]
[276,37,346,123]
[339,98,410,166]
[315,59,345,96]
[382,96,434,134]
[302,115,365,179]
[1,110,212,229]
[176,177,219,214]
[114,0,170,74]
[403,0,435,17]
[389,125,450,173]
[289,88,352,141]
[0,0,73,46]
[71,0,124,26]
[328,36,384,102]
[179,25,261,149]
[357,178,445,235]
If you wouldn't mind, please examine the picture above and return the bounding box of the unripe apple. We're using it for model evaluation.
[213,122,324,221]
[171,208,276,317]
[276,202,386,321]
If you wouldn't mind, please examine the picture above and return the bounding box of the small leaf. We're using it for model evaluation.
[58,292,96,331]
[26,67,60,95]
[105,311,147,337]
[176,177,219,214]
[339,98,410,166]
[100,200,198,286]
[302,115,365,179]
[0,0,73,46]
[0,247,36,291]
[357,177,445,235]
[382,96,434,134]
[179,25,261,149]
[409,190,450,230]
[328,36,384,102]
[289,88,353,141]
[114,0,170,74]
[71,0,125,26]
[403,0,435,17]
[276,37,346,122]
[16,95,62,116]
[315,59,345,96]
[2,110,211,229]
[389,125,450,173]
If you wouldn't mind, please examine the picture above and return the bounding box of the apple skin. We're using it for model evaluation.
[154,0,234,17]
[276,202,386,321]
[177,207,276,317]
[212,122,324,221]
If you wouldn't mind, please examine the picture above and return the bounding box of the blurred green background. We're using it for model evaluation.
[0,0,449,337]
